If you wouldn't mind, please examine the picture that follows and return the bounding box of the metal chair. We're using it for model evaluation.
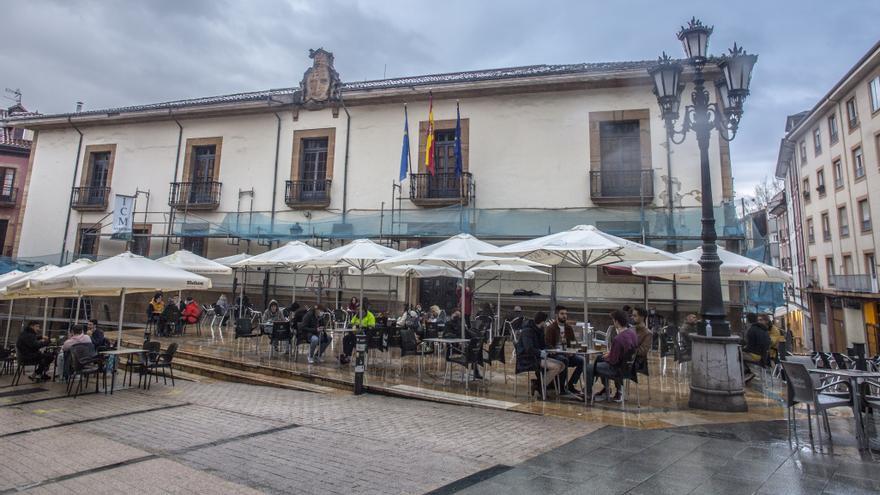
[781,361,852,450]
[67,343,103,398]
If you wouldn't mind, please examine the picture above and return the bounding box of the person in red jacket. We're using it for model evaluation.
[181,297,202,324]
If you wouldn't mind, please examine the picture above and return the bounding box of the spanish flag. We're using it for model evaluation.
[424,92,435,175]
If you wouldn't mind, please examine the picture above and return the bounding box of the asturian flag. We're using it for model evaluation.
[399,105,411,182]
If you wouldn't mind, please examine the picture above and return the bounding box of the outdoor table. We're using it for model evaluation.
[100,348,147,395]
[547,347,603,405]
[814,368,880,449]
[43,345,61,382]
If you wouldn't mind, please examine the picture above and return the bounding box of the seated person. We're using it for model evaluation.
[300,304,331,364]
[545,305,584,398]
[159,296,183,336]
[62,324,93,352]
[514,312,565,400]
[181,297,202,325]
[262,300,290,351]
[586,310,638,402]
[742,312,770,382]
[339,303,376,364]
[87,319,112,350]
[429,305,447,327]
[631,307,653,362]
[16,321,53,381]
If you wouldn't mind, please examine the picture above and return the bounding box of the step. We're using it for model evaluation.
[172,358,338,394]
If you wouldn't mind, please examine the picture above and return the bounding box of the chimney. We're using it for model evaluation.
[75,101,83,113]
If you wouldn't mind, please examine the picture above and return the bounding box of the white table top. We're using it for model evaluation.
[423,338,470,344]
[100,348,147,355]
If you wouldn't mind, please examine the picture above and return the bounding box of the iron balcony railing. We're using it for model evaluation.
[285,179,331,208]
[829,274,879,293]
[590,169,654,205]
[71,186,110,211]
[169,181,222,210]
[409,172,473,206]
[0,186,17,207]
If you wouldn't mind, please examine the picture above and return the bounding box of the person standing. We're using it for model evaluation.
[455,282,474,324]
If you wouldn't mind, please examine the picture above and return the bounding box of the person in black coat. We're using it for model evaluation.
[299,305,330,364]
[16,321,53,380]
[515,312,565,399]
[742,313,771,381]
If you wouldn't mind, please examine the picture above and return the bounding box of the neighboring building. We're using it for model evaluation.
[6,49,740,321]
[0,104,36,257]
[777,41,880,354]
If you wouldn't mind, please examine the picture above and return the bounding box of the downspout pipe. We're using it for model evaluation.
[339,94,352,224]
[164,113,184,255]
[270,109,282,242]
[60,116,84,265]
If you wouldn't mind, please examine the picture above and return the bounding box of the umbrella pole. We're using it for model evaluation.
[496,274,502,337]
[359,271,364,322]
[3,299,13,347]
[583,265,589,345]
[116,289,126,347]
[460,271,466,340]
[74,295,82,325]
[239,269,246,319]
[42,298,49,337]
[291,270,297,306]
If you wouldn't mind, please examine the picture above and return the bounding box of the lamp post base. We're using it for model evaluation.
[688,334,748,412]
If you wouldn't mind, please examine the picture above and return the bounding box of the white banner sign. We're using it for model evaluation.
[112,195,134,238]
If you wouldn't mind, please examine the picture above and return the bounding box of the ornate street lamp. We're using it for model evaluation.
[649,18,757,412]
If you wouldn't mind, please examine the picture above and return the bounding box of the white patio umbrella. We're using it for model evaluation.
[1,265,60,338]
[306,239,401,322]
[379,234,533,339]
[630,245,793,283]
[47,252,212,346]
[0,270,28,346]
[480,225,677,339]
[212,253,253,267]
[5,259,98,334]
[157,250,232,275]
[233,240,324,305]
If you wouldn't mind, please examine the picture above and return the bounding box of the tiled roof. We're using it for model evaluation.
[4,59,658,122]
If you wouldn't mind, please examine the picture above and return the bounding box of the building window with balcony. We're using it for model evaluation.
[802,177,810,202]
[807,217,815,244]
[813,127,821,155]
[866,253,876,280]
[0,167,16,206]
[75,225,100,259]
[828,114,839,144]
[859,199,872,232]
[833,159,844,189]
[816,168,826,196]
[846,97,859,130]
[799,140,807,165]
[821,212,831,241]
[171,138,223,210]
[870,76,880,113]
[412,117,472,206]
[810,258,819,285]
[587,111,652,205]
[72,144,115,211]
[838,206,849,237]
[853,146,865,179]
[288,129,335,209]
[826,257,836,286]
[843,255,854,276]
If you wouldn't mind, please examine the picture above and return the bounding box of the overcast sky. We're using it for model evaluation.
[3,0,878,198]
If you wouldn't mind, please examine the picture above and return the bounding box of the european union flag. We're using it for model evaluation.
[399,105,410,182]
[454,101,463,178]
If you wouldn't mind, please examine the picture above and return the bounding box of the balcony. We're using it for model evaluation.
[829,274,879,293]
[0,187,17,207]
[169,181,221,210]
[285,179,331,209]
[590,170,654,206]
[802,190,810,202]
[409,172,473,207]
[71,186,110,211]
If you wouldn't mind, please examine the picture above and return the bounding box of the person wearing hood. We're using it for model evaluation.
[300,304,330,364]
[515,312,565,400]
[262,300,286,323]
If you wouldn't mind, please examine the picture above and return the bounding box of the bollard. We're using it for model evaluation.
[354,333,367,395]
